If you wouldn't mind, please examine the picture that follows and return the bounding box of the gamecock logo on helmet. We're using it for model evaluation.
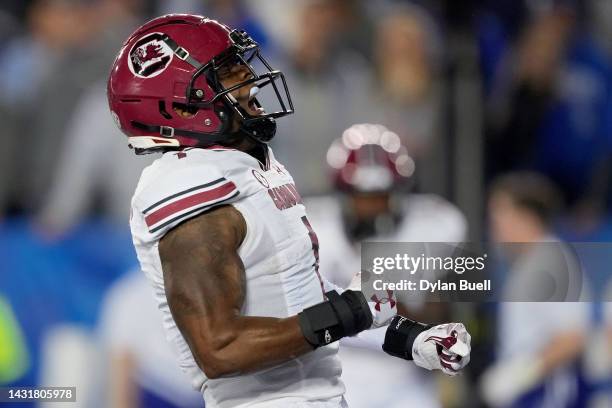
[128,32,174,78]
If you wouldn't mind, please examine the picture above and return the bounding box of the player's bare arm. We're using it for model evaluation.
[159,205,312,378]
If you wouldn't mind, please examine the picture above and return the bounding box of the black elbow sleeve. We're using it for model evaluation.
[298,290,373,348]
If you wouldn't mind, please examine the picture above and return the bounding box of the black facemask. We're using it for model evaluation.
[342,199,404,242]
[187,30,293,144]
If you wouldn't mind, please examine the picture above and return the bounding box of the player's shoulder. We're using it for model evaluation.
[302,195,346,242]
[153,146,254,174]
[131,147,258,236]
[399,194,468,242]
[303,195,343,227]
[103,269,151,309]
[134,147,253,202]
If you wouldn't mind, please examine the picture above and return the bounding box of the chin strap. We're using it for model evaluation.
[131,121,225,145]
[130,109,275,149]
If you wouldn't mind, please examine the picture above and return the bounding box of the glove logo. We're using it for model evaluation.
[128,32,174,78]
[324,330,332,344]
[426,330,458,351]
[370,290,396,311]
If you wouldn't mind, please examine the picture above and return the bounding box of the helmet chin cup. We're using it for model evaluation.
[240,117,276,143]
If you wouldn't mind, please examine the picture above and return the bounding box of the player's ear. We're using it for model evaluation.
[172,103,196,118]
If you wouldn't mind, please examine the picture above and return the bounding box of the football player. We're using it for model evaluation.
[107,15,471,408]
[306,124,468,408]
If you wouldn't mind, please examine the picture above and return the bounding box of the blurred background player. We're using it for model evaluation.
[36,80,154,235]
[481,172,591,407]
[306,123,467,408]
[98,269,203,408]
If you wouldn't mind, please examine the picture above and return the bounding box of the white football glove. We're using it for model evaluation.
[348,272,397,328]
[412,322,472,376]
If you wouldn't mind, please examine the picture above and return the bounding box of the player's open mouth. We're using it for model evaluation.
[246,86,265,116]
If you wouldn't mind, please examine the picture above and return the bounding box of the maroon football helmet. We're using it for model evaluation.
[108,14,293,154]
[326,124,415,193]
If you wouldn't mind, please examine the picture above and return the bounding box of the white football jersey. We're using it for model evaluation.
[305,195,467,408]
[130,146,344,408]
[305,195,468,289]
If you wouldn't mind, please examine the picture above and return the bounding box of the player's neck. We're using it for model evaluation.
[226,135,268,168]
[229,135,258,152]
[247,143,268,168]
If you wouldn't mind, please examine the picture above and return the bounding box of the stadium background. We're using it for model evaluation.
[0,0,611,407]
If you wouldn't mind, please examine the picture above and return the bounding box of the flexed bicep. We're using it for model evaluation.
[158,205,315,378]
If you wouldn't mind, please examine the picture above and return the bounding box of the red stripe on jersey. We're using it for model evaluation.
[145,181,237,227]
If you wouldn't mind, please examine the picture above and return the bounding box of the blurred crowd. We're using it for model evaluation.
[0,0,611,407]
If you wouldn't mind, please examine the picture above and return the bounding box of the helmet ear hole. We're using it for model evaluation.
[171,102,198,117]
[158,101,172,119]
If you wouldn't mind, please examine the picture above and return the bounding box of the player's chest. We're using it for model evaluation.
[241,163,314,244]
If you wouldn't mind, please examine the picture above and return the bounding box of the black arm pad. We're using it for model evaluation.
[382,315,432,360]
[298,290,373,348]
